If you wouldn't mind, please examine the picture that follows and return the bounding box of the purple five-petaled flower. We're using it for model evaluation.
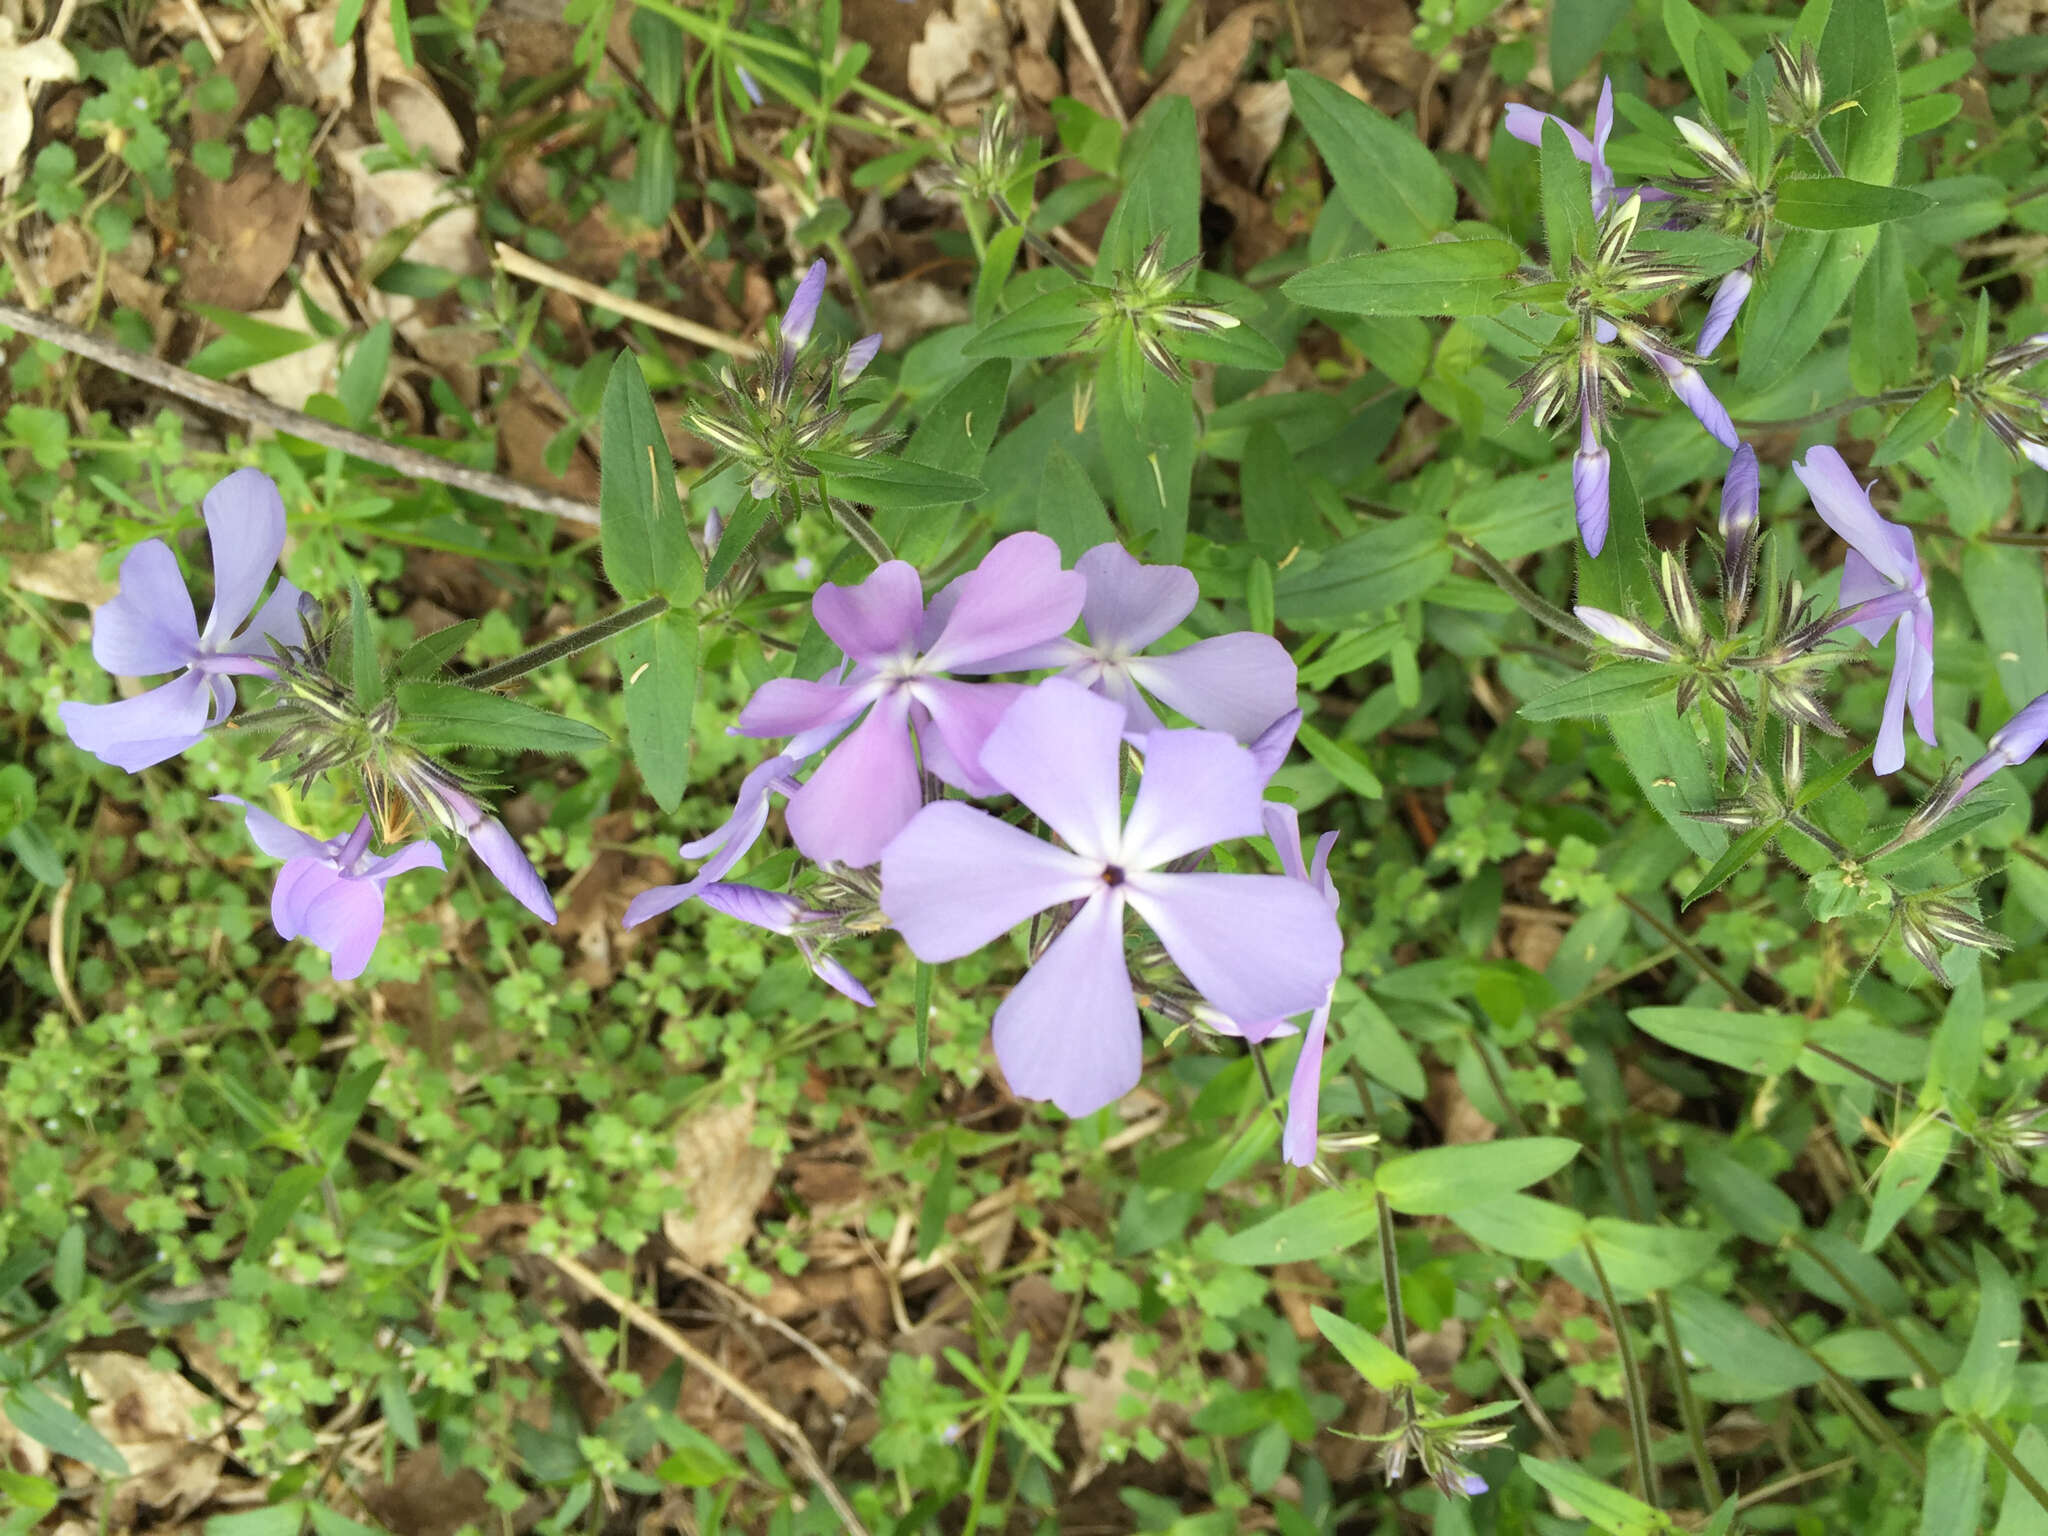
[216,796,443,980]
[1503,78,1673,221]
[880,680,1343,1118]
[982,542,1298,740]
[1792,445,1935,775]
[59,469,306,771]
[736,532,1086,867]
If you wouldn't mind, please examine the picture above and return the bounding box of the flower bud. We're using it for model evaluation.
[1574,605,1672,658]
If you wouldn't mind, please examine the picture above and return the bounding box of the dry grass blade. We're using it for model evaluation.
[494,243,757,359]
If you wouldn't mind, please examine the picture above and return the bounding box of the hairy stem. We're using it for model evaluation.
[462,595,672,690]
[1581,1236,1660,1505]
[1447,532,1599,646]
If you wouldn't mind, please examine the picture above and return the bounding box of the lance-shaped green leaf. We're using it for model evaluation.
[1871,378,1958,467]
[1741,228,1875,389]
[3,1385,129,1476]
[1944,1245,2021,1417]
[1539,120,1595,279]
[1376,1137,1581,1215]
[806,449,984,512]
[1519,661,1679,721]
[961,284,1096,360]
[599,353,701,605]
[1629,1006,1805,1076]
[616,610,698,815]
[1921,1419,1987,1536]
[1199,1184,1379,1266]
[397,618,480,678]
[1282,240,1520,317]
[1518,1455,1668,1535]
[1775,177,1932,230]
[1285,71,1453,248]
[1862,1111,1953,1251]
[1274,517,1451,620]
[1097,93,1200,276]
[1311,1305,1419,1392]
[1446,1194,1588,1260]
[396,680,610,754]
[246,1162,327,1257]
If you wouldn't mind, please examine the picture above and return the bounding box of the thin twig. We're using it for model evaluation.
[494,243,756,358]
[662,1255,876,1406]
[47,873,87,1028]
[547,1252,873,1536]
[0,303,602,526]
[1055,0,1127,127]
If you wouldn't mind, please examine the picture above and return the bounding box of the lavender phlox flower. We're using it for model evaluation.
[623,754,805,929]
[1503,78,1672,219]
[59,469,307,771]
[691,882,875,1006]
[880,680,1342,1118]
[215,796,443,980]
[981,543,1298,741]
[1697,267,1753,357]
[1954,689,2048,800]
[1792,445,1935,774]
[1616,324,1738,449]
[1571,396,1611,556]
[737,532,1086,866]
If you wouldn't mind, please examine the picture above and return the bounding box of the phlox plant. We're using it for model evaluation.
[14,0,2048,1531]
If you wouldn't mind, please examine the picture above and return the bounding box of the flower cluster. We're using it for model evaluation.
[58,469,559,977]
[627,532,1344,1158]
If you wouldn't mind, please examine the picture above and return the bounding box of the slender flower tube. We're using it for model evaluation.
[981,542,1298,740]
[1954,690,2048,800]
[691,883,875,1006]
[880,680,1342,1117]
[1618,327,1738,449]
[216,797,443,980]
[59,469,306,770]
[1571,398,1612,556]
[1697,267,1753,357]
[394,774,558,923]
[1792,445,1935,774]
[736,533,1086,866]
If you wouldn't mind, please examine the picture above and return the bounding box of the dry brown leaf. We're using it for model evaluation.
[1060,1335,1155,1491]
[907,0,1008,106]
[1151,3,1275,114]
[74,1351,224,1522]
[1227,78,1294,178]
[292,8,357,113]
[869,278,972,349]
[176,159,310,311]
[236,258,347,411]
[10,545,115,607]
[364,0,465,169]
[0,17,78,187]
[661,1091,778,1266]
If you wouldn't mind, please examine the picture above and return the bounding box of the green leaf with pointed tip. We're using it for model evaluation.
[961,283,1096,360]
[396,681,610,754]
[3,1385,128,1476]
[1862,1114,1953,1251]
[704,496,778,590]
[1630,1006,1805,1076]
[600,352,701,606]
[1311,1305,1419,1392]
[1445,1194,1588,1260]
[1944,1246,2021,1417]
[247,1163,326,1257]
[1285,71,1453,248]
[1519,662,1678,721]
[348,576,382,708]
[1684,823,1779,909]
[807,450,984,512]
[1740,228,1876,389]
[1775,177,1932,229]
[1200,1185,1379,1266]
[1377,1138,1581,1214]
[1921,1419,1987,1536]
[1098,93,1199,276]
[1518,1455,1668,1535]
[1871,378,1958,467]
[397,618,480,678]
[1540,120,1594,281]
[1818,0,1902,185]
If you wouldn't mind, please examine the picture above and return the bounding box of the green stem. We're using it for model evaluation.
[1803,126,1845,177]
[1581,1236,1660,1506]
[1446,532,1598,647]
[1967,1414,2048,1516]
[1616,892,1749,1004]
[1789,1234,1940,1379]
[960,1404,1002,1533]
[1651,1288,1722,1503]
[461,594,671,689]
[1730,386,1922,432]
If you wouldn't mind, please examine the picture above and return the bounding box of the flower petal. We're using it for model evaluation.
[1125,871,1341,1026]
[213,794,330,862]
[198,469,288,648]
[58,671,213,770]
[781,260,827,349]
[697,881,810,934]
[1125,632,1298,741]
[92,540,199,676]
[785,689,922,866]
[736,677,871,739]
[1503,104,1593,162]
[295,874,388,980]
[1874,615,1913,776]
[1261,801,1310,885]
[975,678,1126,860]
[678,754,796,863]
[914,679,1022,796]
[220,575,308,658]
[1283,998,1331,1167]
[1794,446,1917,587]
[813,560,925,661]
[1248,708,1301,782]
[881,801,1099,961]
[1119,728,1266,871]
[1075,542,1197,651]
[806,948,875,1006]
[990,891,1142,1117]
[921,532,1086,674]
[272,858,338,940]
[840,333,882,385]
[361,840,446,883]
[468,816,557,922]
